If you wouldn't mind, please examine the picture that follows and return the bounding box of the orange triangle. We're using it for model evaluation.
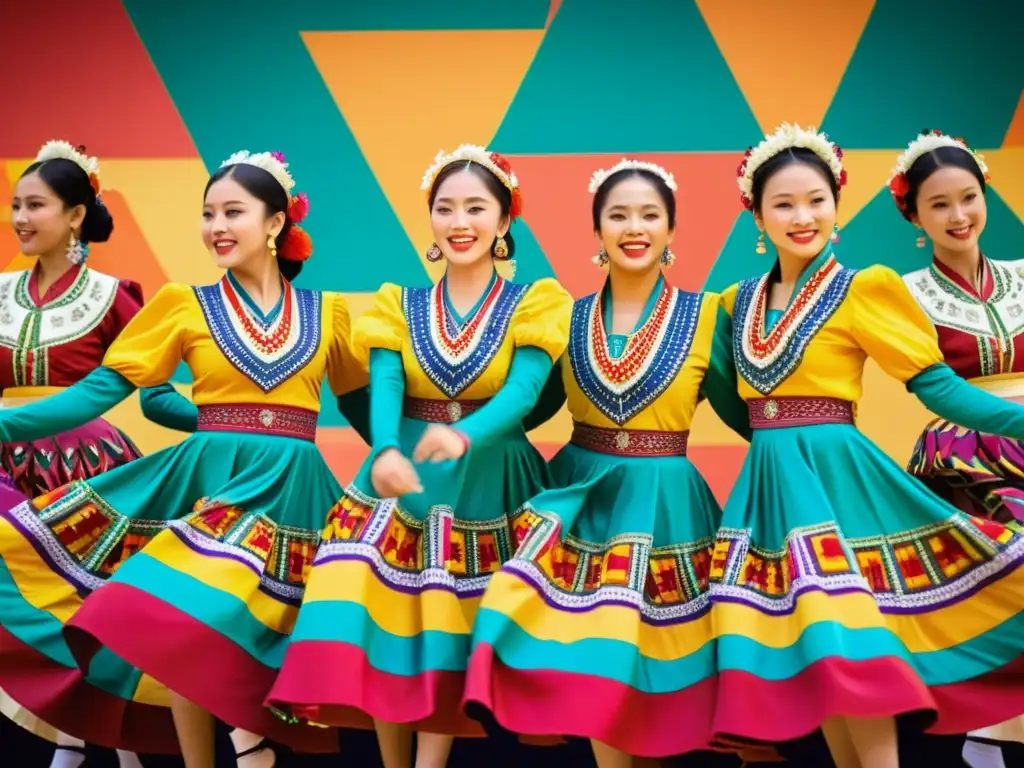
[1003,93,1024,147]
[546,0,562,26]
[836,150,897,227]
[695,0,875,134]
[0,162,24,271]
[985,149,1024,221]
[304,30,545,279]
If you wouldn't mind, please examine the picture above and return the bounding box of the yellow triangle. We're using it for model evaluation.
[985,148,1024,222]
[3,159,39,272]
[836,150,898,227]
[304,30,545,278]
[696,0,875,134]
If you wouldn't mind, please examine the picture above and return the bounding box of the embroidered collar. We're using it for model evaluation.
[27,263,84,307]
[930,255,1001,304]
[193,276,322,393]
[569,282,702,425]
[226,270,284,328]
[404,276,529,399]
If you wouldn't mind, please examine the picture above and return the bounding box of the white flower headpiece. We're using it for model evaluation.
[736,123,846,211]
[35,140,101,193]
[886,130,989,221]
[588,159,677,194]
[220,150,296,194]
[420,144,523,218]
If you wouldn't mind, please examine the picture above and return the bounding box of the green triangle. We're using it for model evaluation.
[702,213,765,293]
[495,0,760,153]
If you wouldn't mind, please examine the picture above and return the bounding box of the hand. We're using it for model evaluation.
[412,424,468,463]
[370,448,423,498]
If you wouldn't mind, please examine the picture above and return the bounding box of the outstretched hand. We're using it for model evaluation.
[412,424,468,464]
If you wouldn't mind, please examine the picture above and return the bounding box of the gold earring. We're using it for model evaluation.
[267,234,278,258]
[426,243,443,262]
[493,236,509,260]
[755,231,767,255]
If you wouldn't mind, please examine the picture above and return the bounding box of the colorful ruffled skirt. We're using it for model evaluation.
[461,425,728,759]
[267,410,552,736]
[908,416,1024,524]
[709,414,1024,746]
[0,405,342,754]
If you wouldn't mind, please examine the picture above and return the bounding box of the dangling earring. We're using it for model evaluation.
[755,231,767,255]
[916,229,927,249]
[267,234,278,258]
[661,246,675,268]
[592,248,609,267]
[426,243,443,262]
[493,236,509,260]
[65,232,89,265]
[830,225,840,244]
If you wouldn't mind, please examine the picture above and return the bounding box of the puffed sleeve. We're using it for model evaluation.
[325,293,369,397]
[102,283,191,387]
[848,266,943,382]
[351,283,407,370]
[510,278,573,362]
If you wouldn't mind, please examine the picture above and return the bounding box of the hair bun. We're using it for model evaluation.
[80,196,114,244]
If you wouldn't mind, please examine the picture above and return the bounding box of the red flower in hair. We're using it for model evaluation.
[280,225,313,262]
[88,173,101,195]
[838,169,848,187]
[288,192,309,223]
[889,173,910,199]
[489,152,513,176]
[740,193,754,211]
[510,188,524,219]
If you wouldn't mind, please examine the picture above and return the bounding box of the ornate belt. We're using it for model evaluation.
[571,422,689,457]
[403,396,489,424]
[748,396,855,429]
[196,404,319,441]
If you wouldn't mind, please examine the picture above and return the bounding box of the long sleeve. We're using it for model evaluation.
[521,359,567,433]
[699,305,752,441]
[139,384,198,433]
[368,349,406,460]
[908,363,1024,440]
[0,366,135,442]
[456,346,554,451]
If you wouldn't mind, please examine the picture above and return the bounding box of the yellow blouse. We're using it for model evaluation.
[723,258,943,403]
[565,288,721,432]
[103,281,367,410]
[352,277,572,399]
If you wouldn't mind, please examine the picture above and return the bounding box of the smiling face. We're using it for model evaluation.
[429,166,509,267]
[912,165,986,256]
[201,175,284,271]
[595,175,674,276]
[10,171,84,257]
[755,162,836,264]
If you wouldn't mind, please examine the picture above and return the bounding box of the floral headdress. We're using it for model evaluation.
[35,140,102,196]
[736,123,847,211]
[220,150,312,262]
[420,144,523,219]
[588,159,678,194]
[887,129,990,221]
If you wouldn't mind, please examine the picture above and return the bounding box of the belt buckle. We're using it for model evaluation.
[614,430,631,450]
[258,408,276,427]
[447,401,463,422]
[762,399,779,420]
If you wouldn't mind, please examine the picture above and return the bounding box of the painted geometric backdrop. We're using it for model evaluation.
[2,1,1022,499]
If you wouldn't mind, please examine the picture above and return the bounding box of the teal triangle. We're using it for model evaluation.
[507,222,557,284]
[291,1,550,29]
[702,214,765,293]
[824,1,1023,148]
[494,0,760,152]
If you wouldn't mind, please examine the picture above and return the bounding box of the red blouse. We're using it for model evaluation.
[0,263,143,390]
[903,256,1024,380]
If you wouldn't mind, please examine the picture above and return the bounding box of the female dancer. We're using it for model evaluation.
[460,159,755,768]
[708,123,1024,768]
[2,139,195,768]
[892,130,1024,768]
[0,149,368,767]
[268,144,573,768]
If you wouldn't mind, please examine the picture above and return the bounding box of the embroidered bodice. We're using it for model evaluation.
[564,279,714,431]
[722,248,944,403]
[101,276,367,408]
[350,276,572,400]
[903,256,1024,380]
[0,264,143,390]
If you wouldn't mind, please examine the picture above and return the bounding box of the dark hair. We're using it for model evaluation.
[427,161,516,262]
[903,146,987,218]
[591,169,677,231]
[204,163,302,280]
[751,147,839,214]
[20,158,114,244]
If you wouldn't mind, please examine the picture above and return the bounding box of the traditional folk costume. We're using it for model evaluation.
[0,151,365,755]
[708,124,1024,748]
[0,141,193,744]
[268,147,574,736]
[892,131,1024,764]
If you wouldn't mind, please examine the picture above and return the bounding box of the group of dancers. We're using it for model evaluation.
[0,122,1021,768]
